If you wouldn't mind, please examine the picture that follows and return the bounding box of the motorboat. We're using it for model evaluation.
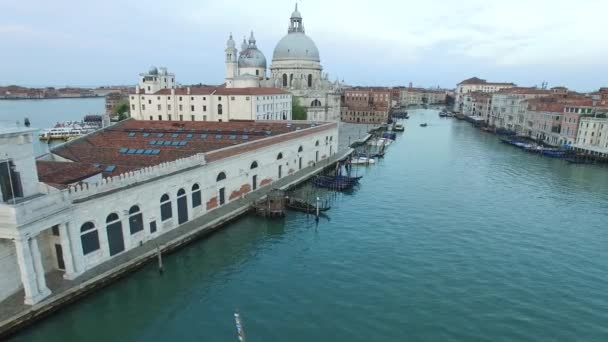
[351,156,376,164]
[420,123,428,127]
[393,124,405,132]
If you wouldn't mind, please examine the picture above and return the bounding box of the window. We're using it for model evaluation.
[142,104,146,110]
[158,104,161,110]
[217,172,226,182]
[283,74,288,87]
[131,104,135,110]
[52,225,60,236]
[231,96,235,101]
[160,194,172,221]
[315,140,319,146]
[168,104,172,110]
[298,146,303,153]
[203,105,207,112]
[149,116,153,120]
[250,161,258,169]
[191,115,195,121]
[129,205,144,234]
[0,160,23,202]
[218,96,222,101]
[191,105,195,111]
[150,221,157,234]
[80,222,100,255]
[246,97,250,101]
[192,184,202,208]
[277,152,283,160]
[158,115,162,120]
[179,96,182,101]
[308,74,312,87]
[148,100,152,105]
[218,104,223,114]
[168,114,172,121]
[180,115,183,121]
[179,104,183,111]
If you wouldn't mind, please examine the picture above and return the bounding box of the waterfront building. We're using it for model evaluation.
[0,119,338,305]
[489,87,551,132]
[341,87,391,124]
[574,117,608,156]
[455,77,515,113]
[400,87,426,107]
[130,86,292,122]
[461,92,492,122]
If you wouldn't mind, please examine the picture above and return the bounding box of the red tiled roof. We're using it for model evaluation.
[36,161,103,187]
[458,77,515,86]
[47,119,334,182]
[495,87,550,95]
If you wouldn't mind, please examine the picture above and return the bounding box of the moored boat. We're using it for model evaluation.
[393,124,404,132]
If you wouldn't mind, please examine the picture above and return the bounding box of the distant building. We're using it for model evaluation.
[455,77,515,112]
[488,87,552,132]
[341,87,391,124]
[105,92,128,115]
[574,116,608,156]
[399,86,447,107]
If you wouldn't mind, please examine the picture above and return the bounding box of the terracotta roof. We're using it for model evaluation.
[458,77,515,86]
[36,161,103,188]
[495,87,551,95]
[48,119,334,181]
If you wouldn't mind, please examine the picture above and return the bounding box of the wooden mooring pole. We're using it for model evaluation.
[316,196,320,221]
[157,245,164,274]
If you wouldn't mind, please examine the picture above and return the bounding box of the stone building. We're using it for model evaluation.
[575,117,608,156]
[130,85,292,122]
[340,87,391,124]
[455,77,515,113]
[0,119,338,305]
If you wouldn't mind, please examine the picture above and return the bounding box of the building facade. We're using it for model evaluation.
[130,86,292,122]
[574,117,608,156]
[340,88,390,124]
[455,77,515,113]
[0,119,338,305]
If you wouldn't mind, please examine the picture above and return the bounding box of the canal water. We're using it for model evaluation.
[0,98,105,155]
[10,110,608,341]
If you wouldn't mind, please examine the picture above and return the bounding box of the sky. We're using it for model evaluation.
[1,0,608,91]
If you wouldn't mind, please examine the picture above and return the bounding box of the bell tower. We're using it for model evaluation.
[225,33,238,88]
[288,4,305,33]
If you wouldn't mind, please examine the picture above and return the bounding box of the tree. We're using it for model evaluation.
[114,99,130,121]
[292,97,307,120]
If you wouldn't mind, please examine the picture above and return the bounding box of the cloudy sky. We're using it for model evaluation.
[1,0,607,91]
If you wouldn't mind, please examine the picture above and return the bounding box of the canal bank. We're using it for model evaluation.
[0,147,355,339]
[12,110,608,341]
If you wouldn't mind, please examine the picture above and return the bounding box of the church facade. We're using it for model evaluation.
[225,4,343,122]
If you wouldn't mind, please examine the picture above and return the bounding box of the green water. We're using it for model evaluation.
[11,110,608,341]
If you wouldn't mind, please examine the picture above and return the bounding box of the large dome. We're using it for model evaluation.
[238,47,267,68]
[272,32,320,62]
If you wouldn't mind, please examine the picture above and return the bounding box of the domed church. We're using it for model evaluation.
[224,4,343,122]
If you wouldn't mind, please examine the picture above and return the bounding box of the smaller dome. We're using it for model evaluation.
[239,48,267,69]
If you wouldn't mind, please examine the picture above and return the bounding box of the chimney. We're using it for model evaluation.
[187,87,191,95]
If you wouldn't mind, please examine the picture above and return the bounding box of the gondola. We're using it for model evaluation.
[285,198,331,214]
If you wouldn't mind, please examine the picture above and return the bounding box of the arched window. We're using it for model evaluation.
[308,74,312,87]
[298,146,303,153]
[250,161,258,169]
[177,188,186,197]
[315,140,319,146]
[311,99,321,107]
[290,74,293,86]
[217,172,226,182]
[106,213,119,223]
[282,74,288,87]
[128,205,144,234]
[277,152,283,160]
[329,136,333,142]
[80,222,99,255]
[192,184,202,208]
[218,104,223,115]
[160,194,172,221]
[325,136,329,145]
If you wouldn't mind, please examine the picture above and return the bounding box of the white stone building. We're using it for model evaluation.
[455,77,515,113]
[138,67,176,94]
[130,85,292,122]
[0,119,338,305]
[574,117,608,156]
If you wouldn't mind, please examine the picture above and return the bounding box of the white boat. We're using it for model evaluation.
[393,124,404,132]
[368,138,394,147]
[351,156,376,164]
[39,121,99,141]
